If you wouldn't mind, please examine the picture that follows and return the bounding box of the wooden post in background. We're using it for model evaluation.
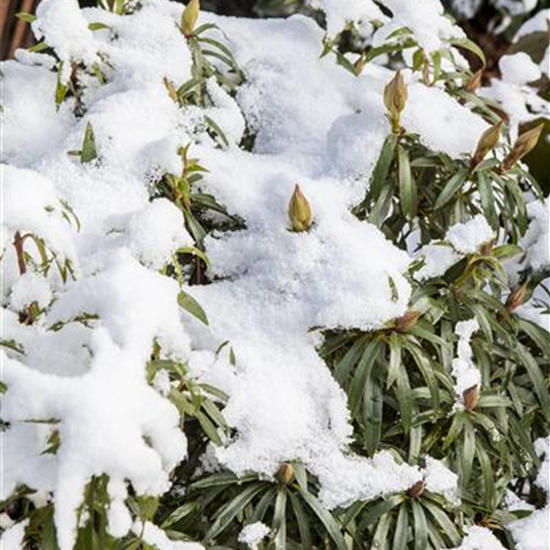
[1,0,38,60]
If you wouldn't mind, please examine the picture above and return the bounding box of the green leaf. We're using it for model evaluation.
[515,343,550,423]
[411,500,428,550]
[371,511,392,550]
[362,369,383,456]
[356,495,405,533]
[16,11,36,23]
[250,487,277,523]
[81,122,98,164]
[434,170,468,210]
[395,362,413,433]
[403,342,440,411]
[370,134,397,198]
[206,483,267,541]
[477,171,498,229]
[460,419,475,487]
[475,441,495,510]
[492,244,522,260]
[161,502,197,528]
[422,499,461,546]
[55,64,68,109]
[393,504,409,550]
[397,144,417,219]
[387,333,401,389]
[451,38,486,66]
[88,22,110,31]
[205,115,229,148]
[298,488,348,550]
[178,290,209,325]
[196,410,222,445]
[289,492,312,550]
[273,487,287,550]
[348,338,383,416]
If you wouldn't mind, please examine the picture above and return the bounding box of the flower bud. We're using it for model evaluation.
[276,463,295,485]
[407,479,426,499]
[501,123,544,172]
[384,70,408,132]
[506,281,529,313]
[288,184,312,232]
[163,77,179,103]
[395,310,420,332]
[471,121,502,168]
[463,384,479,412]
[354,55,366,76]
[465,69,483,93]
[181,0,200,38]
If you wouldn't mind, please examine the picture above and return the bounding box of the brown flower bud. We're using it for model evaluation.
[354,55,366,76]
[181,0,200,38]
[384,71,408,132]
[288,184,312,232]
[276,463,295,485]
[506,281,529,313]
[395,310,420,332]
[407,479,426,499]
[463,385,479,412]
[465,69,483,93]
[163,77,179,103]
[501,123,544,172]
[471,121,502,168]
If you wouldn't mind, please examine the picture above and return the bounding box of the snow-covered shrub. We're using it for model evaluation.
[1,0,548,549]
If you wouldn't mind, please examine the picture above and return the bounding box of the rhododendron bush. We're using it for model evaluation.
[0,1,549,549]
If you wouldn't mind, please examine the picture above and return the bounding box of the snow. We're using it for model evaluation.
[0,520,29,550]
[372,0,465,53]
[415,243,461,281]
[451,319,481,405]
[507,436,550,550]
[32,0,99,68]
[520,198,549,272]
[515,9,550,40]
[415,216,494,281]
[125,199,194,270]
[1,0,545,547]
[403,83,490,158]
[499,53,541,85]
[9,272,53,310]
[132,521,204,550]
[423,457,459,502]
[238,522,271,549]
[309,0,385,37]
[494,0,538,16]
[446,215,494,255]
[450,526,507,550]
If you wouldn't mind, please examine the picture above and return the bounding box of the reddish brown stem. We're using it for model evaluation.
[13,231,27,275]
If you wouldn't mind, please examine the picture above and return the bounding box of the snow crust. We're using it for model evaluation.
[450,526,507,550]
[415,215,494,281]
[507,437,550,550]
[238,522,271,549]
[452,319,481,405]
[0,520,29,550]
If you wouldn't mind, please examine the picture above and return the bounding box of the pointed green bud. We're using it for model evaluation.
[501,123,544,172]
[471,120,502,168]
[288,184,312,232]
[181,0,200,38]
[384,71,408,132]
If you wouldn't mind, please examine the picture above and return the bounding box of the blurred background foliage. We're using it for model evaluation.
[1,0,548,186]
